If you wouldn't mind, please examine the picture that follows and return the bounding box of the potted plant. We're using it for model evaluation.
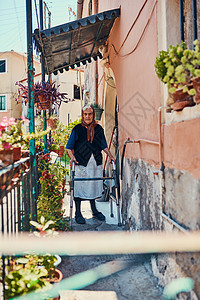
[49,120,69,156]
[0,116,30,165]
[37,154,70,231]
[47,115,58,130]
[4,261,51,299]
[155,42,195,111]
[16,81,70,111]
[91,103,104,120]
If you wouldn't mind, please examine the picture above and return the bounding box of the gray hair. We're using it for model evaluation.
[82,104,92,111]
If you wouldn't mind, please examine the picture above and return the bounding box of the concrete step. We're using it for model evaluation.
[60,290,118,299]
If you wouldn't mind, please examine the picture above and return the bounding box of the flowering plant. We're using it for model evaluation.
[37,154,70,231]
[0,116,51,151]
[16,81,70,110]
[0,116,30,150]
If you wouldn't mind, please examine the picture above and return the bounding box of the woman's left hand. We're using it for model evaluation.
[109,155,115,164]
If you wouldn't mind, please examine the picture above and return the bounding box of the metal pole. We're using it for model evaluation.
[192,0,198,41]
[39,0,48,154]
[180,0,184,42]
[79,69,83,109]
[26,0,37,221]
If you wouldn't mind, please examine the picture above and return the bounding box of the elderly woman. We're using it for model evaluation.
[66,104,115,224]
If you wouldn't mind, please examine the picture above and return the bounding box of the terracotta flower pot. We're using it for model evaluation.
[47,118,57,129]
[0,149,14,166]
[21,149,30,158]
[57,145,64,157]
[37,95,51,110]
[169,88,195,111]
[13,146,21,162]
[49,268,63,300]
[192,77,200,103]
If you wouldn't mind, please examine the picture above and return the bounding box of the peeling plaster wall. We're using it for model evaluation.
[121,158,161,231]
[122,156,200,297]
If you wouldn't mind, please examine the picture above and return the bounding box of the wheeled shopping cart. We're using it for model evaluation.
[69,160,121,228]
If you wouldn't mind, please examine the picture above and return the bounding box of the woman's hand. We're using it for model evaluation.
[67,149,78,168]
[108,154,115,164]
[103,148,116,164]
[70,156,78,168]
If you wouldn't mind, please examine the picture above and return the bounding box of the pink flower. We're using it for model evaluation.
[8,117,17,126]
[21,116,30,123]
[0,125,5,132]
[2,142,11,150]
[2,117,8,122]
[0,117,9,127]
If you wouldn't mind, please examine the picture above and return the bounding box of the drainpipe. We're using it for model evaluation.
[77,0,83,19]
[93,0,98,105]
[192,0,198,41]
[180,0,184,42]
[120,106,187,232]
[158,106,168,229]
[158,106,187,233]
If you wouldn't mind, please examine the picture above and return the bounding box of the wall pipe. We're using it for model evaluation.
[93,0,98,105]
[179,0,184,42]
[121,138,159,180]
[120,106,187,232]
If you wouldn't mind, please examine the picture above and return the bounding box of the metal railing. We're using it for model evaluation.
[0,157,36,235]
[0,155,40,299]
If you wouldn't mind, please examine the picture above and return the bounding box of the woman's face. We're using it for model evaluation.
[83,108,93,124]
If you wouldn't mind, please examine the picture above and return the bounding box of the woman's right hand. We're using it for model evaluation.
[70,156,78,169]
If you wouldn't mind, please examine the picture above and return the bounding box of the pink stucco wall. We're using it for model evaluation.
[98,0,200,179]
[0,111,11,121]
[99,0,160,165]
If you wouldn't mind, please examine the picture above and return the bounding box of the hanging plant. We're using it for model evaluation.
[15,81,71,110]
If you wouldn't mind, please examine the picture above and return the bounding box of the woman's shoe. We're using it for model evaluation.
[93,212,105,221]
[75,214,86,224]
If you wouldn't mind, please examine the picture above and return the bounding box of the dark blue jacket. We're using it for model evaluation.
[66,123,107,167]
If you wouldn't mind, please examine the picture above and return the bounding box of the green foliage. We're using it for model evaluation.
[4,261,51,299]
[48,118,80,151]
[154,40,200,94]
[37,155,70,231]
[30,216,58,237]
[155,50,169,82]
[91,103,103,109]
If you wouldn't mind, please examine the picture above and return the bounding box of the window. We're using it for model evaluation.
[0,60,6,73]
[0,95,6,110]
[74,85,81,100]
[88,0,92,16]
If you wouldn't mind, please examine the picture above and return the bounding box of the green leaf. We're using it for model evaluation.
[194,70,200,77]
[43,220,55,231]
[40,216,45,224]
[16,257,29,264]
[168,87,176,93]
[30,221,42,229]
[183,86,188,92]
[188,89,196,95]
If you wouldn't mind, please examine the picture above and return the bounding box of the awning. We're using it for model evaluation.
[33,8,120,75]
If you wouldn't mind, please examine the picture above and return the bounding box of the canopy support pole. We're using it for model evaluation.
[26,0,37,221]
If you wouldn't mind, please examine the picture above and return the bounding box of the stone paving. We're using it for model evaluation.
[58,192,164,300]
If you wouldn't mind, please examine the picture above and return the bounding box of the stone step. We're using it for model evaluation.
[60,290,118,299]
